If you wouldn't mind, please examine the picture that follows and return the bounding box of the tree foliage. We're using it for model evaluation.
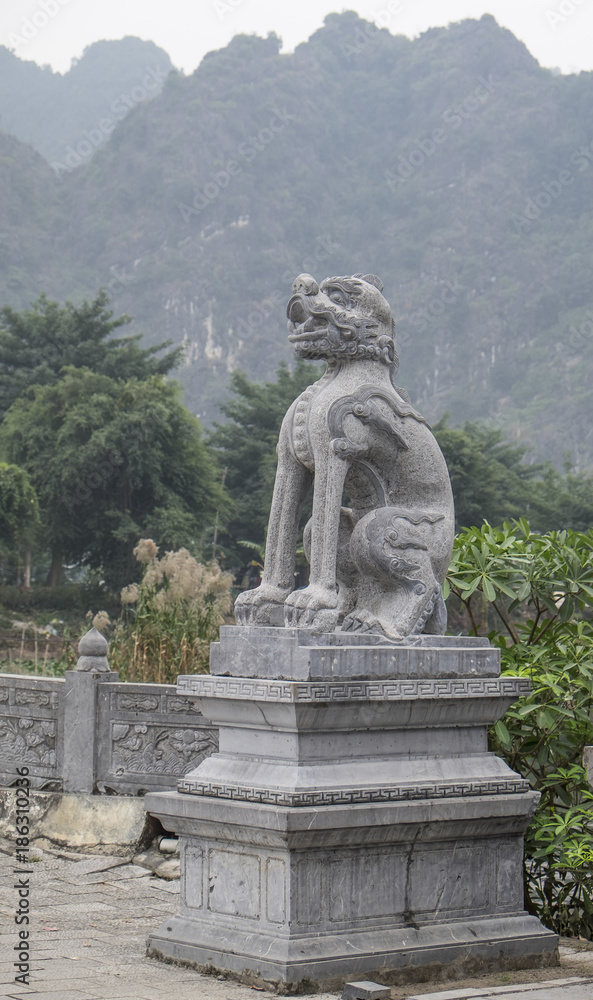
[0,291,180,420]
[435,419,593,532]
[207,361,321,562]
[0,462,39,549]
[434,419,540,530]
[446,521,593,936]
[0,368,226,587]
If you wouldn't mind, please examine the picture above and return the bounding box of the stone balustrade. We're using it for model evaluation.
[0,629,217,796]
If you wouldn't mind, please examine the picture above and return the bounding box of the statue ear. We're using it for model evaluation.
[353,273,384,292]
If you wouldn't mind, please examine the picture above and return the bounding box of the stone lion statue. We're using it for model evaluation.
[234,272,455,640]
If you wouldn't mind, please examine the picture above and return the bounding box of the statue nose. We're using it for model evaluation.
[292,273,319,296]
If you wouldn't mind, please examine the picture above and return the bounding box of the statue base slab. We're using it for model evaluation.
[145,630,557,990]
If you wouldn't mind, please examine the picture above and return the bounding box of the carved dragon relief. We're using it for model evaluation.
[234,272,455,641]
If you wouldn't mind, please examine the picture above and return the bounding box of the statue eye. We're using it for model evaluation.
[329,289,346,305]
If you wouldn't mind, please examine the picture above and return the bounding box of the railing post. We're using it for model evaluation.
[62,628,118,793]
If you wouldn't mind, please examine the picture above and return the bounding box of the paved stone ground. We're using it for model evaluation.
[2,840,593,1000]
[405,979,593,999]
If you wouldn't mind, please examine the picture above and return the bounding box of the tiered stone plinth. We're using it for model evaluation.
[145,628,557,990]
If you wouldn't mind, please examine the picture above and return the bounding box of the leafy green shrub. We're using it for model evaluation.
[3,654,71,677]
[110,539,233,684]
[446,521,593,937]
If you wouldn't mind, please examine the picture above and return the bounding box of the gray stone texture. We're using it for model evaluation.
[93,681,217,796]
[342,983,391,999]
[209,625,498,680]
[0,671,217,798]
[234,272,455,640]
[75,626,111,672]
[146,630,557,989]
[0,838,588,999]
[63,670,118,793]
[0,788,148,851]
[583,746,593,788]
[0,674,63,790]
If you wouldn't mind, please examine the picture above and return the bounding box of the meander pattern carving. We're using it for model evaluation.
[177,776,530,806]
[178,676,530,702]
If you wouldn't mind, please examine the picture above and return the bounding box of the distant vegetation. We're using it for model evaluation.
[0,294,226,589]
[209,362,593,566]
[1,296,592,592]
[1,13,593,470]
[0,38,172,163]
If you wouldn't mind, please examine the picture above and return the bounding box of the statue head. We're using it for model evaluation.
[286,272,398,377]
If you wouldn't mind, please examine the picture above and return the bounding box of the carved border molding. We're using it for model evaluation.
[177,776,531,806]
[177,676,530,703]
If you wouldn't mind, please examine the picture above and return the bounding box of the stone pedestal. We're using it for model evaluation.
[145,628,557,990]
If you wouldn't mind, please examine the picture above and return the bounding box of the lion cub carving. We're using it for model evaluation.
[234,272,455,640]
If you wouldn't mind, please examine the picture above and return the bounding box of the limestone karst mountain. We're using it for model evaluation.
[1,13,593,467]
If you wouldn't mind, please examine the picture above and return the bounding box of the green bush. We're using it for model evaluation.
[446,520,593,936]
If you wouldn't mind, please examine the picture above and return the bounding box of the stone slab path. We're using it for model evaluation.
[2,841,593,1000]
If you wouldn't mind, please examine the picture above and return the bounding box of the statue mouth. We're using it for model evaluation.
[287,295,331,343]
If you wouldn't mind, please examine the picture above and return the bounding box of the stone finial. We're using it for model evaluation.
[75,626,110,672]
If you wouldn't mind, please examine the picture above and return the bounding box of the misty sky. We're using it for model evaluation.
[2,0,593,76]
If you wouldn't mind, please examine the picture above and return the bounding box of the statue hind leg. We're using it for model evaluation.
[343,507,450,639]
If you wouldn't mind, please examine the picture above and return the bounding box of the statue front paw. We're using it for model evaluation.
[283,586,339,632]
[234,586,290,627]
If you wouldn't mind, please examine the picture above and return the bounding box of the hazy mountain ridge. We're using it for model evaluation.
[1,14,593,468]
[0,37,172,164]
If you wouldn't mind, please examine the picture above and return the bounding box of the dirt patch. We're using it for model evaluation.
[385,939,593,998]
